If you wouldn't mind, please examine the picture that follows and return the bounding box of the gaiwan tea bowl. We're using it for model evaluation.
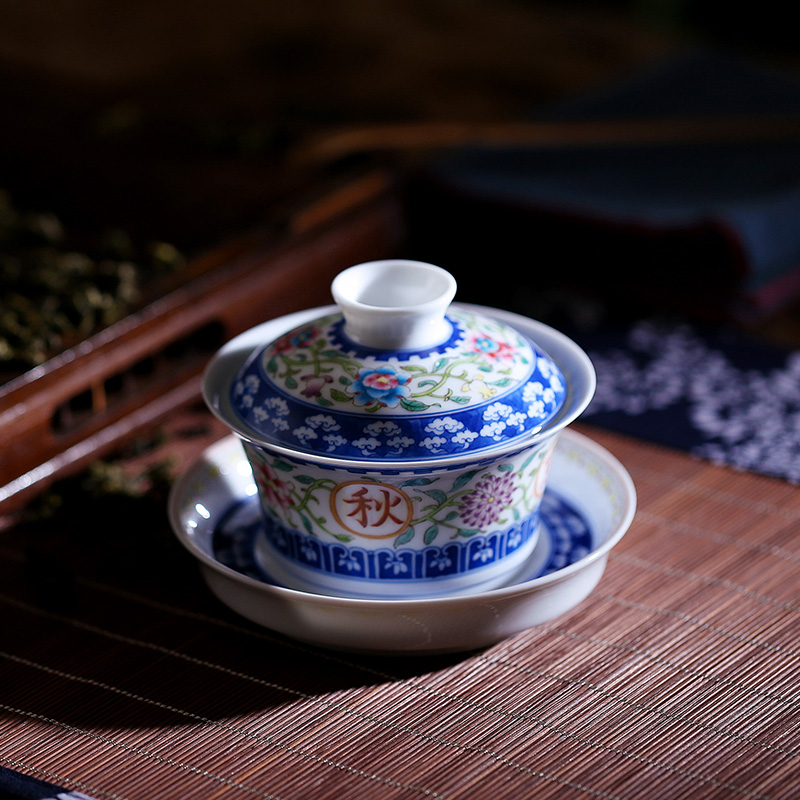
[202,260,595,599]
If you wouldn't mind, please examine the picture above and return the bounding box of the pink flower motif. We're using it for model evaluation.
[274,326,319,353]
[351,366,410,407]
[459,472,517,528]
[300,373,333,398]
[255,462,294,511]
[468,333,515,361]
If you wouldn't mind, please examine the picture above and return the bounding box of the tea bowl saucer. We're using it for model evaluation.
[169,429,636,654]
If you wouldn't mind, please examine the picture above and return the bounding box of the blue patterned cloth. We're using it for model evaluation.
[573,315,800,483]
[0,767,98,800]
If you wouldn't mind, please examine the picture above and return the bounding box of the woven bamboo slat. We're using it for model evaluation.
[1,418,799,800]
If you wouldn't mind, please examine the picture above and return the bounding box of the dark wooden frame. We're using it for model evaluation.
[0,169,405,512]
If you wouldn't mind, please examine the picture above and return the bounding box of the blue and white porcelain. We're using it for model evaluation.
[168,430,636,653]
[202,260,596,599]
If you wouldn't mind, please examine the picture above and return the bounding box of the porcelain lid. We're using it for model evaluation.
[226,260,567,461]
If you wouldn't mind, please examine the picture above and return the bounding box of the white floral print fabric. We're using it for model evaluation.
[581,318,800,483]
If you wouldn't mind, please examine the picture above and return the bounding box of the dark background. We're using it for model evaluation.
[3,0,791,239]
[2,0,799,320]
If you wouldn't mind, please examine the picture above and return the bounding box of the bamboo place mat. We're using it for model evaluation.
[1,411,799,800]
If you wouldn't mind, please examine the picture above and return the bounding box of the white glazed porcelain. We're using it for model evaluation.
[202,262,595,600]
[168,428,636,654]
[330,259,457,349]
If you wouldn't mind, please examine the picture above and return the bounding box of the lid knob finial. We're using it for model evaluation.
[331,260,457,351]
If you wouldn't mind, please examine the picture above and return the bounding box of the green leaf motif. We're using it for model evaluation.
[330,388,351,402]
[401,477,435,487]
[394,529,415,548]
[300,514,315,535]
[451,396,470,404]
[423,489,448,505]
[285,376,298,389]
[453,469,480,490]
[316,396,334,407]
[498,463,513,472]
[400,399,430,412]
[334,533,354,543]
[424,524,439,545]
[457,528,482,538]
[272,460,295,472]
[294,474,315,484]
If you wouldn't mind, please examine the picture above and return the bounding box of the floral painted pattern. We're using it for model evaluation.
[350,366,410,407]
[257,310,536,415]
[243,438,554,551]
[459,471,517,528]
[273,325,319,352]
[214,484,592,585]
[231,308,568,458]
[254,461,294,511]
[468,332,516,361]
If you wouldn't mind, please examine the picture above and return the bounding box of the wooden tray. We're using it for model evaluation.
[0,169,404,512]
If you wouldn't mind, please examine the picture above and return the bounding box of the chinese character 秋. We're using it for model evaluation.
[330,481,412,539]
